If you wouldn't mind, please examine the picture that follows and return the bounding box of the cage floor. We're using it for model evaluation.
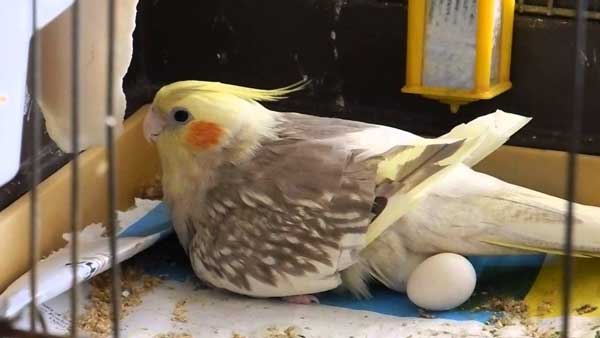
[11,231,600,338]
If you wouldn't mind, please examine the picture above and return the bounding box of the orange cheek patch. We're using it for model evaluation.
[185,121,224,149]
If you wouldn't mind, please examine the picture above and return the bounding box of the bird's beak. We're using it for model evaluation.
[143,106,166,143]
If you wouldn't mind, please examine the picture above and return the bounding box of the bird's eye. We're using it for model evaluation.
[172,109,190,123]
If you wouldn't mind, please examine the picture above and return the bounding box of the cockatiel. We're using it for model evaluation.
[143,80,600,304]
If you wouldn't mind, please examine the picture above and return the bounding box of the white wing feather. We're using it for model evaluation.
[365,110,532,245]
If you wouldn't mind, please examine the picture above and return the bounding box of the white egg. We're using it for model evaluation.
[406,253,476,311]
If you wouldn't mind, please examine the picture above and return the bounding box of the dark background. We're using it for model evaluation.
[2,0,600,209]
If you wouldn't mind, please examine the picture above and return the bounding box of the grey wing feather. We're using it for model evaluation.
[277,112,382,140]
[194,120,381,295]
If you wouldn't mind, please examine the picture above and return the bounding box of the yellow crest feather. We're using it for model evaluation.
[153,79,310,112]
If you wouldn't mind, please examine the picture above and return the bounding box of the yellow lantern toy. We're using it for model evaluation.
[402,0,515,113]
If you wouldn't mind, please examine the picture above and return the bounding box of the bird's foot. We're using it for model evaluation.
[282,294,320,304]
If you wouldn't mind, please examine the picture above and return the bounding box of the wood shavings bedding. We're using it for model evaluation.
[264,326,303,338]
[154,333,193,338]
[479,297,560,338]
[78,264,162,338]
[172,300,188,323]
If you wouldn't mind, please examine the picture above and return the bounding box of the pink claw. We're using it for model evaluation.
[282,295,320,305]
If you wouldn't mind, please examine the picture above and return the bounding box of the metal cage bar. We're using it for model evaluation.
[105,0,121,337]
[28,0,42,333]
[69,1,81,337]
[547,0,555,15]
[562,0,589,337]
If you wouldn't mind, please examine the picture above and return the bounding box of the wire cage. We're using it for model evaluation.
[0,0,598,337]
